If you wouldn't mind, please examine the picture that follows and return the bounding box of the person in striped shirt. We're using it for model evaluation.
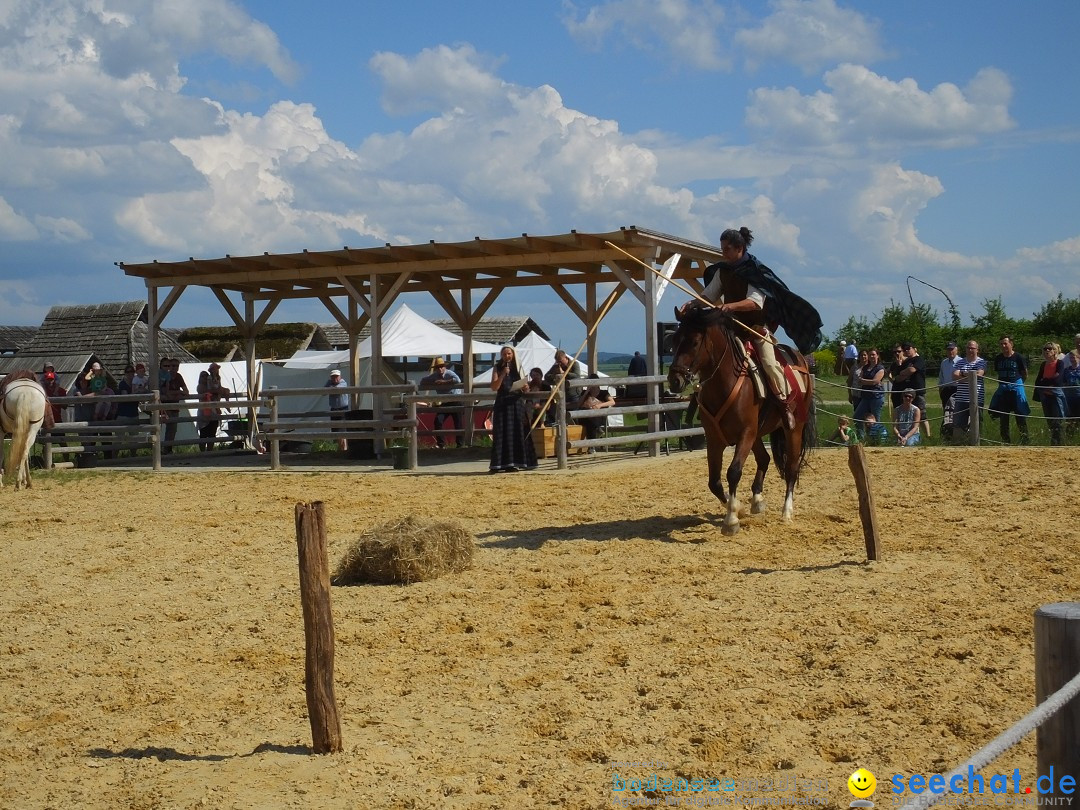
[951,340,987,438]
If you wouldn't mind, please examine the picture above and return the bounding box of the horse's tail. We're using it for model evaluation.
[799,398,816,469]
[769,391,816,477]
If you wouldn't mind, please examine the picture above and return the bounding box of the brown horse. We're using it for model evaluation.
[667,307,815,534]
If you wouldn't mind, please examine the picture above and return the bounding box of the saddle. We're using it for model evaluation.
[742,340,809,398]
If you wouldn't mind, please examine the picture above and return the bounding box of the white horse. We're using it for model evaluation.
[0,375,49,490]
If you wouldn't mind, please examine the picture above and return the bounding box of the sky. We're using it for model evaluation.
[2,0,1079,353]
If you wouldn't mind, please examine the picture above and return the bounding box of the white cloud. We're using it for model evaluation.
[0,0,297,86]
[563,0,884,74]
[0,1,1075,346]
[0,196,38,240]
[0,0,304,262]
[355,46,696,239]
[737,0,886,74]
[563,0,729,71]
[370,44,506,116]
[689,187,802,255]
[34,215,91,242]
[746,64,1015,151]
[0,279,45,322]
[851,164,979,268]
[119,101,380,254]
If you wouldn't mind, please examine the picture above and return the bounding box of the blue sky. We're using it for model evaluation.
[2,0,1079,352]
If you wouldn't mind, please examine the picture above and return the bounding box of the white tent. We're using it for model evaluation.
[171,360,252,444]
[171,359,397,445]
[270,358,401,412]
[287,304,502,365]
[358,303,504,358]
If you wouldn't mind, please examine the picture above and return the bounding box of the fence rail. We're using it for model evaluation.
[28,374,708,472]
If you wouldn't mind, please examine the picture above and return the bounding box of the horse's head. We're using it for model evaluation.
[667,305,707,394]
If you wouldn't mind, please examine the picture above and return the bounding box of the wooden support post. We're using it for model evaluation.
[150,390,162,471]
[406,394,418,470]
[294,501,343,754]
[1035,602,1080,793]
[967,370,980,446]
[269,397,280,471]
[846,443,881,561]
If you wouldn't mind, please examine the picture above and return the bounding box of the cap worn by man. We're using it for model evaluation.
[330,369,341,377]
[91,362,102,371]
[900,342,913,351]
[946,342,957,349]
[432,357,446,368]
[44,372,56,381]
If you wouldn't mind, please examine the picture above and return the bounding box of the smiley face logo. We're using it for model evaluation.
[848,768,877,799]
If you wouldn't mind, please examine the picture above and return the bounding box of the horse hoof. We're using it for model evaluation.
[750,499,767,515]
[721,522,740,536]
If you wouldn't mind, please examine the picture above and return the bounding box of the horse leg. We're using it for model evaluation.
[722,432,756,536]
[781,425,804,523]
[9,410,36,492]
[705,441,727,507]
[20,428,39,490]
[749,438,770,515]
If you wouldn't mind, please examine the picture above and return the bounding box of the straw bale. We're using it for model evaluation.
[331,514,474,585]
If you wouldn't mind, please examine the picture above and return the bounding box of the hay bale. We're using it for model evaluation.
[331,515,474,585]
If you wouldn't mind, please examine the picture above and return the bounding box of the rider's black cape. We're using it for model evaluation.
[705,253,824,355]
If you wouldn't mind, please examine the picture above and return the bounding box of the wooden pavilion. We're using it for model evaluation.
[116,226,723,402]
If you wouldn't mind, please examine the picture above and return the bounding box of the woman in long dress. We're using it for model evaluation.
[489,346,537,473]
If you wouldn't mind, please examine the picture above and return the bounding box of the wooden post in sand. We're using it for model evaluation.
[294,501,343,754]
[1035,602,1080,794]
[846,444,881,561]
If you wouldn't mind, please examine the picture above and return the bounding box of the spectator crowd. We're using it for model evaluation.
[832,332,1080,446]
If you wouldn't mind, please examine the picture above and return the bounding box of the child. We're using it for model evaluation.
[829,416,853,446]
[863,412,889,446]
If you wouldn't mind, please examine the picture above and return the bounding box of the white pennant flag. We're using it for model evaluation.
[654,252,681,306]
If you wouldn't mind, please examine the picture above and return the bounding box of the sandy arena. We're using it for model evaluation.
[1,446,1078,809]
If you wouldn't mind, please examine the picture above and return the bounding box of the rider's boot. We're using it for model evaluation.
[781,392,797,430]
[773,389,796,430]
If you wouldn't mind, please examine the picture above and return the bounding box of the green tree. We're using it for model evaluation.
[1031,294,1080,338]
[833,315,870,349]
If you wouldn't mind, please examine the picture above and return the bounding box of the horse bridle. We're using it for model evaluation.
[670,321,737,389]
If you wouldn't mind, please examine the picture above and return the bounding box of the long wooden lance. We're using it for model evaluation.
[603,240,777,346]
[528,289,622,431]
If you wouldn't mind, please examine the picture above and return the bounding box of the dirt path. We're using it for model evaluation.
[2,447,1077,809]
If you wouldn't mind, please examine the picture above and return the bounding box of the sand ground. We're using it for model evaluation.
[1,446,1078,809]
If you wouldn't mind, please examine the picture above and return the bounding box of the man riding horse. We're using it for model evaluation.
[681,227,822,428]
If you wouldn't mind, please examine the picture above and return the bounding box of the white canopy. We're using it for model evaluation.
[285,304,503,371]
[359,304,504,358]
